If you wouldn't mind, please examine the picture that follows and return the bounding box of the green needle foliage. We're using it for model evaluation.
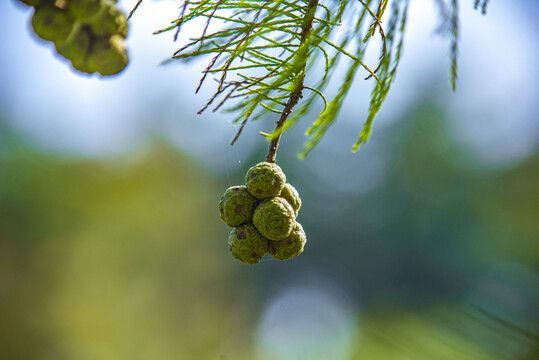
[131,0,488,158]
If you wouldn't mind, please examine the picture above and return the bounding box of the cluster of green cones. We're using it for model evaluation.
[219,162,307,265]
[19,0,129,75]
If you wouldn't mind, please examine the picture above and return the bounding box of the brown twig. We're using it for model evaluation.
[266,0,319,163]
[127,0,145,21]
[231,118,249,146]
[173,0,191,41]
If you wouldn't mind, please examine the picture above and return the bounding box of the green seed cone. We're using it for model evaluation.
[219,185,259,227]
[56,26,91,72]
[279,183,301,217]
[220,185,242,205]
[90,3,128,38]
[228,224,268,265]
[17,0,43,7]
[245,162,286,199]
[268,222,306,260]
[32,4,74,44]
[252,197,295,241]
[86,35,128,76]
[68,0,105,22]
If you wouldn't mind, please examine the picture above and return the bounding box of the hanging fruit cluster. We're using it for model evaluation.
[18,0,129,75]
[219,162,306,265]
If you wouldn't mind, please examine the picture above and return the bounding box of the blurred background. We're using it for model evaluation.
[1,0,538,359]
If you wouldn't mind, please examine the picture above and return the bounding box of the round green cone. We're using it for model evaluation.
[245,162,286,199]
[228,224,268,265]
[17,0,42,7]
[68,0,104,21]
[220,185,242,205]
[87,35,128,75]
[279,183,301,217]
[253,197,295,241]
[56,26,91,72]
[32,4,74,44]
[219,185,259,227]
[268,222,306,260]
[90,4,128,38]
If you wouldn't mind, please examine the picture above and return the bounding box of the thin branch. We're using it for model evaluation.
[230,118,248,145]
[266,0,319,163]
[127,0,144,21]
[174,0,191,41]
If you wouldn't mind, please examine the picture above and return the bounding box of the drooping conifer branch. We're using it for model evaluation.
[266,0,318,163]
[132,0,487,159]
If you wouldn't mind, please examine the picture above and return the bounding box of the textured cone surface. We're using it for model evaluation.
[86,35,128,75]
[68,0,104,22]
[253,197,295,241]
[220,185,243,204]
[245,162,286,199]
[280,183,301,217]
[32,4,74,44]
[219,185,259,227]
[90,4,128,38]
[56,26,91,72]
[228,224,268,265]
[268,222,306,260]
